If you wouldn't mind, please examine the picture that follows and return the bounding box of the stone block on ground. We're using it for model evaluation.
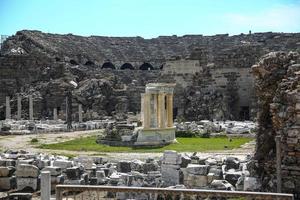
[0,159,16,167]
[0,176,16,190]
[180,155,191,168]
[117,161,131,173]
[53,160,73,169]
[41,166,62,176]
[17,177,38,191]
[162,151,182,165]
[8,193,32,200]
[224,171,242,186]
[66,167,82,180]
[161,164,182,186]
[0,167,15,177]
[224,157,240,170]
[244,177,261,191]
[210,179,235,191]
[141,162,158,174]
[186,164,210,175]
[184,173,208,188]
[16,164,39,178]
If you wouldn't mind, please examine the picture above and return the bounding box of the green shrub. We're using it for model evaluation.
[175,130,210,138]
[30,138,38,143]
[175,130,197,137]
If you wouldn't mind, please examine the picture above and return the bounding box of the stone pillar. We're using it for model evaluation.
[140,94,144,125]
[53,108,58,120]
[17,95,22,120]
[167,94,174,127]
[5,96,11,120]
[78,104,83,123]
[276,136,282,193]
[153,94,158,128]
[143,94,151,129]
[65,97,68,121]
[29,95,33,120]
[41,171,51,200]
[158,93,166,128]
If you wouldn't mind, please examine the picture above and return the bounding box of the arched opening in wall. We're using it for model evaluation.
[120,63,134,70]
[160,64,164,70]
[140,62,154,70]
[70,59,78,65]
[239,106,250,121]
[101,62,115,69]
[85,60,94,66]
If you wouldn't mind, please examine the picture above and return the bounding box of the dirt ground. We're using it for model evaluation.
[0,129,255,161]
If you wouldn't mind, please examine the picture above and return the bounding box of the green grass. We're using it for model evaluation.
[38,136,252,153]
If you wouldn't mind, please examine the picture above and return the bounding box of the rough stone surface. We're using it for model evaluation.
[252,51,300,194]
[16,177,37,191]
[1,31,300,121]
[16,164,39,178]
[186,164,210,175]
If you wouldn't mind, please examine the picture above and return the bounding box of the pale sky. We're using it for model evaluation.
[1,0,300,38]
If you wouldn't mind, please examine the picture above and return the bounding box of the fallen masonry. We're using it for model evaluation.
[0,149,258,197]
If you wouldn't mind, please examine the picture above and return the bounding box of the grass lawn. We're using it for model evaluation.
[38,136,253,153]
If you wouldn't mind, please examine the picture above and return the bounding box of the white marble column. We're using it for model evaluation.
[140,94,144,125]
[29,95,33,120]
[167,94,174,127]
[41,171,51,200]
[78,104,83,123]
[153,94,158,128]
[5,96,11,120]
[143,93,151,129]
[158,93,166,128]
[53,108,58,120]
[17,95,22,120]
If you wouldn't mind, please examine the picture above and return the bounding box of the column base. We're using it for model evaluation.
[134,127,176,146]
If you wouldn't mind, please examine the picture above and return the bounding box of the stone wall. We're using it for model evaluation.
[252,51,300,195]
[0,31,300,120]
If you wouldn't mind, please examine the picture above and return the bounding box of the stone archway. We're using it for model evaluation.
[120,63,134,70]
[101,62,115,69]
[139,62,154,70]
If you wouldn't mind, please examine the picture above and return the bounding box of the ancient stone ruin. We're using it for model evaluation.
[0,149,257,199]
[97,83,177,146]
[136,83,176,145]
[252,51,300,196]
[0,30,300,198]
[1,30,300,122]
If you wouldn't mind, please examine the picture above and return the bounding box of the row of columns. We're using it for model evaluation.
[5,95,33,120]
[142,92,173,129]
[4,96,83,122]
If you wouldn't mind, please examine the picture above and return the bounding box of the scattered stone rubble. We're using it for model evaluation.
[96,120,256,147]
[175,120,256,135]
[0,119,115,134]
[0,150,258,197]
